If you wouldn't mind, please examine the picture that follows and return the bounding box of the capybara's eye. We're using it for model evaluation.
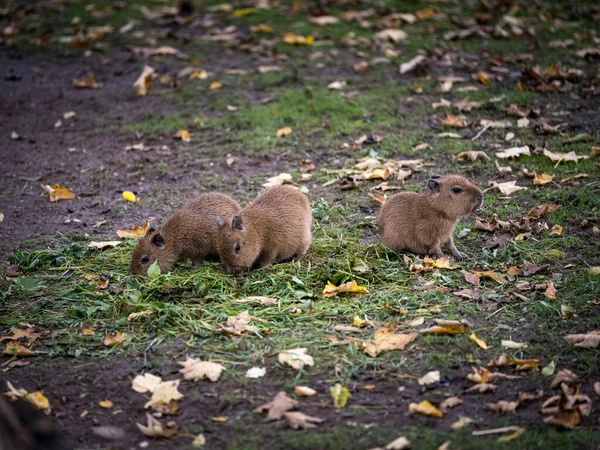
[451,187,463,194]
[235,242,241,254]
[141,256,150,265]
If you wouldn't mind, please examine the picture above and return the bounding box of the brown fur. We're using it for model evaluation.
[130,193,241,275]
[378,175,483,259]
[216,186,312,275]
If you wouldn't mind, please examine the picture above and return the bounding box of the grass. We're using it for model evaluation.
[2,0,600,448]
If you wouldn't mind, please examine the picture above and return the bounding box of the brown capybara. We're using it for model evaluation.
[378,174,483,259]
[129,193,241,275]
[216,185,312,274]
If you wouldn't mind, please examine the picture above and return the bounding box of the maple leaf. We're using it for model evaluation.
[1,327,40,343]
[278,348,314,370]
[419,319,470,335]
[137,413,178,438]
[475,217,500,232]
[41,184,75,202]
[563,330,600,348]
[132,373,163,393]
[178,357,225,382]
[133,65,156,96]
[218,311,256,335]
[354,156,382,170]
[550,369,578,388]
[323,280,368,298]
[116,221,149,239]
[254,392,297,420]
[363,325,417,357]
[409,400,443,418]
[284,411,325,429]
[144,379,183,409]
[543,149,589,164]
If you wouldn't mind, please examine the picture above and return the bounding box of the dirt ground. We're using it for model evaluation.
[1,0,600,449]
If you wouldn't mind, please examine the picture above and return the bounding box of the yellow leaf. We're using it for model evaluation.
[175,129,191,142]
[549,224,563,236]
[209,81,222,90]
[409,400,443,418]
[251,24,273,33]
[353,316,368,327]
[3,341,35,356]
[533,172,554,185]
[323,280,368,298]
[497,427,525,442]
[99,400,113,408]
[363,325,417,357]
[419,319,470,335]
[133,65,156,96]
[233,8,255,17]
[424,256,458,270]
[103,332,127,347]
[441,114,467,128]
[117,220,149,238]
[470,333,488,349]
[477,71,491,84]
[122,191,137,202]
[211,416,229,422]
[41,184,75,202]
[24,391,50,410]
[283,33,314,45]
[363,168,392,180]
[81,328,95,336]
[276,126,292,137]
[330,383,351,408]
[189,69,208,80]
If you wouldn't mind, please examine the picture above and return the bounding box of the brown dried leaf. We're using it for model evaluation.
[440,396,463,413]
[363,325,417,357]
[254,392,297,420]
[218,311,256,335]
[563,330,600,348]
[550,369,578,388]
[136,413,178,438]
[420,319,470,335]
[461,270,481,286]
[284,411,325,429]
[442,114,467,128]
[485,400,519,413]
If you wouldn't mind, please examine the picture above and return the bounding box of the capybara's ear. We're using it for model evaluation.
[232,215,244,231]
[152,233,165,247]
[216,217,223,228]
[146,227,155,235]
[427,178,441,193]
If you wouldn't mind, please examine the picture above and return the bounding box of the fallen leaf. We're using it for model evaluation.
[175,130,191,142]
[418,371,440,386]
[72,75,103,89]
[116,221,149,239]
[409,400,443,418]
[284,411,325,429]
[278,348,314,370]
[133,65,156,96]
[132,373,164,393]
[550,369,578,388]
[88,241,122,249]
[451,416,474,429]
[246,367,266,379]
[475,217,499,232]
[453,151,490,162]
[489,181,527,196]
[470,333,488,349]
[563,330,600,348]
[3,341,35,356]
[462,270,481,285]
[254,392,297,420]
[209,81,222,90]
[527,203,560,219]
[103,332,127,347]
[549,225,562,236]
[283,33,313,45]
[218,311,256,335]
[323,280,368,298]
[543,149,589,164]
[178,357,225,382]
[420,319,470,335]
[136,413,177,438]
[533,172,554,185]
[522,262,549,276]
[399,55,427,74]
[295,386,317,397]
[440,396,463,413]
[442,114,467,128]
[41,184,75,202]
[541,360,556,376]
[363,325,417,357]
[374,29,408,43]
[495,146,531,159]
[310,15,339,26]
[486,400,519,413]
[99,400,113,409]
[258,65,281,73]
[544,282,557,299]
[130,45,188,59]
[477,71,491,84]
[236,296,277,306]
[466,383,497,393]
[327,80,347,90]
[144,380,183,409]
[122,191,137,202]
[330,383,351,408]
[382,436,411,450]
[501,340,528,349]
